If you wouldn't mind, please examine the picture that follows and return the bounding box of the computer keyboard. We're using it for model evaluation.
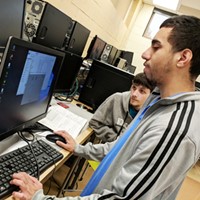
[0,139,63,199]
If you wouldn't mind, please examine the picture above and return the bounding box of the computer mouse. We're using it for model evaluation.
[46,134,67,144]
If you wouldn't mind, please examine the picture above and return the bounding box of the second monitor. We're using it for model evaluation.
[54,51,83,93]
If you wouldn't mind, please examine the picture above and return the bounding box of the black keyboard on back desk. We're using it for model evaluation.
[0,139,63,199]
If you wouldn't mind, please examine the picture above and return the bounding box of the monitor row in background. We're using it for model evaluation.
[0,0,136,113]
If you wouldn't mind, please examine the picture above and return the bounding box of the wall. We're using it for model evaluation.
[125,4,154,74]
[45,0,142,57]
[125,4,200,83]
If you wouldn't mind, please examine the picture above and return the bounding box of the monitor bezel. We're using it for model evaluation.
[54,51,83,93]
[86,35,107,60]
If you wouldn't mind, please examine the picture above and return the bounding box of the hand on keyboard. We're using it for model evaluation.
[0,140,63,199]
[10,172,42,200]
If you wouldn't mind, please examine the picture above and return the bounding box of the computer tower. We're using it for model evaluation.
[64,21,90,56]
[78,60,134,112]
[23,0,46,42]
[32,2,72,49]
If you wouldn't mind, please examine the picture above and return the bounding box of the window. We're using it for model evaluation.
[143,8,175,39]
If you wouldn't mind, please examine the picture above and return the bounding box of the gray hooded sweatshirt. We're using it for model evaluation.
[33,88,200,200]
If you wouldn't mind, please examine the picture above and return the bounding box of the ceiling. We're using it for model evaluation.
[143,0,200,17]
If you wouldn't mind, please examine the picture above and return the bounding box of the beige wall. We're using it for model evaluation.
[44,1,200,82]
[45,0,142,58]
[125,4,154,74]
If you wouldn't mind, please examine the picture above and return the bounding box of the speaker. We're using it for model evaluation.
[23,0,46,42]
[113,49,122,66]
[117,58,127,69]
[100,44,112,62]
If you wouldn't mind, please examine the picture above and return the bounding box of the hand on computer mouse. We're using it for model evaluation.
[54,130,77,153]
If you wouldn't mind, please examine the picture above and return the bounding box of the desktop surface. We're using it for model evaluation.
[1,99,94,200]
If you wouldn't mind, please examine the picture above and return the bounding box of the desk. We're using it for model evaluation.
[3,100,94,200]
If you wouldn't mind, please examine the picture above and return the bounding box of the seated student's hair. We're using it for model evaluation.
[132,73,155,92]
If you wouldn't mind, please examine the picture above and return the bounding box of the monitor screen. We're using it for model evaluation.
[86,36,106,60]
[33,2,72,49]
[54,51,83,93]
[0,0,25,53]
[0,37,65,141]
[78,60,134,111]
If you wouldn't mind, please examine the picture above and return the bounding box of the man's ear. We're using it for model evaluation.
[176,49,193,68]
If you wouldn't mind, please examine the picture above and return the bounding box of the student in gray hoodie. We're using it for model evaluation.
[11,15,200,200]
[89,72,155,142]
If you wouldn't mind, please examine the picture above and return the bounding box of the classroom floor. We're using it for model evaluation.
[43,160,94,198]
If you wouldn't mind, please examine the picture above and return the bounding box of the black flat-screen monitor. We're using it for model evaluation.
[33,2,72,49]
[54,51,83,93]
[78,60,134,112]
[86,35,106,60]
[0,0,25,53]
[0,37,65,141]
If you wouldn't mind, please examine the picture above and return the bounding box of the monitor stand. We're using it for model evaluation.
[23,122,53,133]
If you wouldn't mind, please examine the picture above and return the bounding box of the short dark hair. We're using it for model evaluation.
[160,15,200,78]
[132,72,155,92]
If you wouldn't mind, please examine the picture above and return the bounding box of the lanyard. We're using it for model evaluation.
[81,96,160,196]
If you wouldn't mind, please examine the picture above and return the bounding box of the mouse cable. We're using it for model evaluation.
[36,138,57,195]
[17,131,40,179]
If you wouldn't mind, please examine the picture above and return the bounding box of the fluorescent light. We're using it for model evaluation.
[153,0,180,11]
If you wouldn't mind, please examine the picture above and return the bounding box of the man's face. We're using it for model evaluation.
[129,84,151,110]
[141,27,178,86]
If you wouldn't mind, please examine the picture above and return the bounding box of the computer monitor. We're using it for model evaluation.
[54,51,83,93]
[33,2,72,49]
[86,35,106,60]
[0,0,25,53]
[0,37,65,141]
[78,60,134,112]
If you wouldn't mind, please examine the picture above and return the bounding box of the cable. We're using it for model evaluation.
[17,131,40,179]
[36,139,57,195]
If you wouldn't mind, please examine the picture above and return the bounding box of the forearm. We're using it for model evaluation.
[73,141,116,162]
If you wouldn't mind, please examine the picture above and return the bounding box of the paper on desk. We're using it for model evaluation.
[39,105,87,138]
